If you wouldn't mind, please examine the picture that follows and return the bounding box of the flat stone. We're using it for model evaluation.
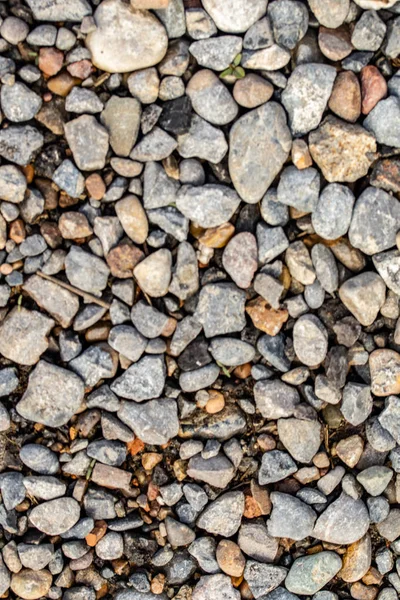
[23,274,79,328]
[30,498,80,536]
[357,466,393,496]
[309,116,376,183]
[222,232,258,289]
[86,0,168,73]
[118,398,179,445]
[233,74,274,108]
[308,0,349,28]
[238,522,278,563]
[111,354,165,401]
[209,337,255,367]
[328,71,361,123]
[378,394,400,440]
[193,574,239,600]
[364,96,400,149]
[293,314,328,366]
[319,25,352,61]
[244,561,287,599]
[65,87,103,114]
[0,125,43,166]
[64,115,109,171]
[201,0,268,33]
[1,82,42,123]
[0,307,54,366]
[116,195,148,245]
[16,360,84,427]
[133,249,172,297]
[0,165,26,203]
[268,492,316,540]
[278,417,322,463]
[285,552,342,595]
[11,570,52,600]
[197,492,244,537]
[282,63,336,136]
[87,439,127,467]
[177,115,228,164]
[180,364,220,393]
[277,167,320,213]
[349,187,400,255]
[177,184,241,228]
[229,102,292,204]
[65,246,110,296]
[254,380,299,419]
[195,283,246,338]
[341,382,373,426]
[313,493,370,544]
[25,0,92,21]
[189,36,242,71]
[312,183,355,240]
[241,45,291,71]
[339,272,386,326]
[259,450,297,485]
[52,160,85,198]
[20,445,59,475]
[187,454,235,488]
[23,476,66,500]
[101,96,141,157]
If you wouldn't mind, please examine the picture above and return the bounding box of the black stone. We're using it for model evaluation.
[159,96,192,135]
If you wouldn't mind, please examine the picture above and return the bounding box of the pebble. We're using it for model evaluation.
[285,552,342,595]
[352,10,386,51]
[133,249,172,297]
[65,246,110,296]
[118,398,179,445]
[0,125,44,167]
[238,521,278,563]
[241,44,291,71]
[293,314,328,366]
[364,96,400,148]
[312,183,355,240]
[86,0,168,73]
[1,82,42,123]
[328,71,362,123]
[339,272,386,326]
[0,165,27,204]
[111,354,165,401]
[201,0,268,34]
[64,115,109,171]
[177,115,228,164]
[244,560,287,599]
[222,232,258,288]
[313,493,370,544]
[187,70,238,126]
[197,491,244,537]
[233,74,274,108]
[278,418,322,463]
[11,569,52,600]
[30,498,80,535]
[189,36,242,71]
[268,491,316,540]
[0,307,54,366]
[193,574,239,600]
[101,96,141,157]
[308,0,349,28]
[341,382,373,426]
[195,283,246,337]
[268,0,309,49]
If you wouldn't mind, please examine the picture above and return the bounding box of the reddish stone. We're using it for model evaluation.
[319,25,352,61]
[371,158,400,193]
[39,47,64,77]
[107,241,144,278]
[361,65,387,115]
[328,71,361,123]
[67,60,94,80]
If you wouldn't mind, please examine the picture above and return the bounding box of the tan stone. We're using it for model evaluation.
[328,71,361,123]
[319,25,352,61]
[336,435,364,468]
[39,47,64,76]
[131,0,169,6]
[11,570,52,600]
[246,297,288,336]
[233,74,273,109]
[106,240,144,278]
[205,390,225,414]
[91,463,131,490]
[47,72,80,97]
[339,535,372,583]
[291,139,312,170]
[369,349,400,396]
[350,582,378,600]
[216,540,245,577]
[59,212,93,239]
[86,173,106,200]
[115,195,148,245]
[198,223,235,248]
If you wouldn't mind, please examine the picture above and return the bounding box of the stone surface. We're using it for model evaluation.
[0,307,54,366]
[339,272,386,326]
[118,399,179,445]
[285,552,342,595]
[177,184,241,228]
[313,493,370,544]
[64,115,109,171]
[201,0,268,33]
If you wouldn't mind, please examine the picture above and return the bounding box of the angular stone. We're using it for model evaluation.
[65,246,110,296]
[25,0,92,21]
[143,161,179,210]
[177,115,228,164]
[111,354,165,401]
[195,283,246,337]
[177,184,241,228]
[201,0,268,33]
[222,232,258,289]
[268,492,316,540]
[189,36,242,71]
[313,493,370,544]
[378,395,400,440]
[52,160,85,198]
[86,0,168,73]
[282,63,336,136]
[187,454,235,489]
[229,102,292,204]
[131,127,178,161]
[257,223,289,264]
[169,241,199,300]
[244,561,287,599]
[23,275,79,328]
[1,82,42,123]
[64,115,109,171]
[0,165,26,204]
[0,125,43,167]
[193,574,239,600]
[278,418,322,463]
[357,466,393,496]
[277,167,320,213]
[339,272,386,326]
[197,492,244,537]
[118,398,179,445]
[339,535,372,583]
[17,361,84,427]
[238,522,279,563]
[133,249,172,298]
[364,96,400,148]
[309,116,376,183]
[209,338,255,367]
[341,382,373,426]
[254,380,300,419]
[101,96,141,157]
[285,552,342,595]
[0,307,54,366]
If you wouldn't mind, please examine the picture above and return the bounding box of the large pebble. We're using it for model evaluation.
[278,418,322,463]
[86,0,168,73]
[0,307,54,367]
[370,351,400,398]
[64,115,109,171]
[187,71,239,126]
[197,492,244,537]
[29,498,80,535]
[285,552,342,595]
[193,574,239,600]
[133,249,172,298]
[222,233,258,289]
[25,0,92,21]
[201,0,268,33]
[177,184,241,228]
[111,354,165,401]
[195,283,246,338]
[11,570,52,600]
[339,272,386,326]
[293,314,328,366]
[312,183,355,240]
[118,399,179,445]
[313,493,370,544]
[268,492,316,540]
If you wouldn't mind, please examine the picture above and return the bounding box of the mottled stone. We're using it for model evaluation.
[328,71,361,123]
[177,184,241,228]
[0,307,54,366]
[195,283,246,338]
[285,552,342,595]
[364,96,400,148]
[197,492,244,537]
[313,493,370,544]
[118,398,179,445]
[201,0,268,33]
[268,492,316,540]
[30,498,80,535]
[312,183,355,240]
[244,561,287,599]
[339,272,386,326]
[222,233,258,289]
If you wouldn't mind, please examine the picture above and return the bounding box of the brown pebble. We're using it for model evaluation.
[246,297,288,336]
[350,582,378,600]
[107,241,144,279]
[39,47,64,76]
[233,74,274,108]
[216,540,246,577]
[198,223,235,248]
[142,452,163,470]
[85,323,111,342]
[9,219,26,244]
[328,71,361,123]
[360,65,387,115]
[0,264,13,275]
[59,212,93,239]
[205,390,225,414]
[257,434,276,451]
[85,173,106,200]
[313,451,330,468]
[86,521,108,547]
[233,363,252,379]
[150,573,166,594]
[40,221,62,248]
[47,72,80,97]
[291,139,312,170]
[362,568,383,586]
[67,59,93,80]
[319,25,353,61]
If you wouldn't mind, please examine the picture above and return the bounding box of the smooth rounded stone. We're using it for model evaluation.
[0,126,44,167]
[64,115,109,171]
[364,96,400,148]
[0,472,25,511]
[229,102,292,204]
[309,116,376,183]
[222,232,258,289]
[268,0,308,49]
[328,71,361,123]
[18,544,54,571]
[193,574,239,600]
[373,250,400,295]
[180,364,220,393]
[216,540,245,577]
[313,493,370,544]
[339,534,372,583]
[0,402,10,432]
[189,36,242,71]
[197,491,244,537]
[27,23,57,46]
[238,522,278,563]
[30,498,80,536]
[352,10,386,51]
[1,82,42,123]
[241,44,291,71]
[233,74,274,109]
[362,67,388,116]
[20,445,59,475]
[311,245,338,293]
[108,325,147,363]
[378,394,400,439]
[11,569,52,600]
[186,70,238,126]
[367,496,390,524]
[0,165,26,204]
[133,249,171,298]
[111,354,165,401]
[349,187,400,255]
[244,561,287,599]
[127,68,160,104]
[86,0,167,73]
[23,476,66,501]
[243,16,274,49]
[254,380,300,419]
[293,314,328,367]
[312,183,355,240]
[95,532,123,560]
[339,272,386,326]
[357,466,393,497]
[101,97,141,157]
[17,361,84,428]
[308,0,349,28]
[278,167,320,213]
[286,241,316,286]
[0,555,10,595]
[65,88,103,115]
[278,417,322,463]
[377,509,400,541]
[118,398,179,445]
[209,338,255,367]
[187,454,235,489]
[285,552,342,595]
[201,0,268,33]
[1,16,28,44]
[268,492,316,540]
[341,382,373,426]
[319,25,352,62]
[116,195,148,245]
[366,417,396,451]
[281,63,336,136]
[65,246,110,296]
[195,282,246,338]
[177,184,240,228]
